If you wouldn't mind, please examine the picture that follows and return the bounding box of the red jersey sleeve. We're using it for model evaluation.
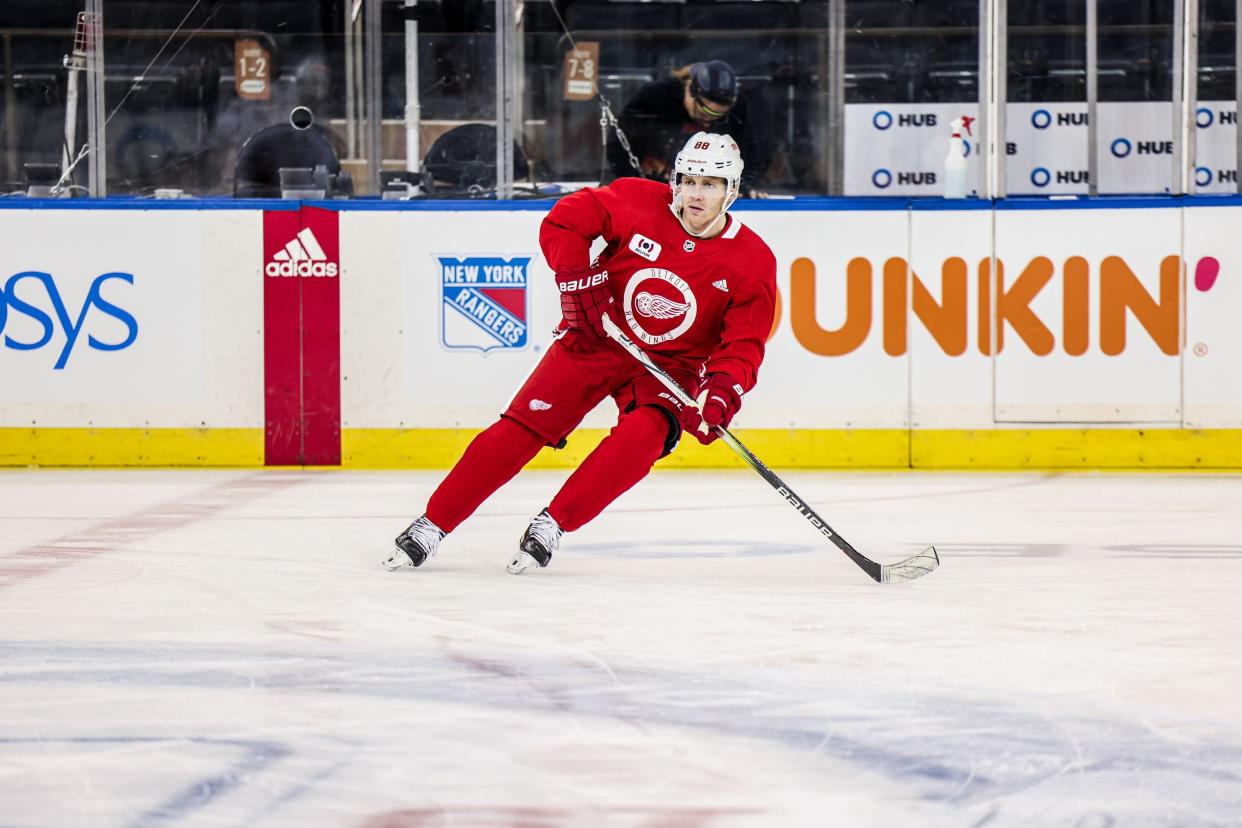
[705,241,777,393]
[539,178,657,272]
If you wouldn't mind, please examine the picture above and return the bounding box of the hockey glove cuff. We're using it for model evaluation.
[556,264,613,338]
[681,373,744,445]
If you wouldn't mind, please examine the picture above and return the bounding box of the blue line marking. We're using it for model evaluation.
[0,736,288,827]
[4,640,1241,824]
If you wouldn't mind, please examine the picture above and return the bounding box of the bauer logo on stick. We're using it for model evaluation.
[438,255,531,353]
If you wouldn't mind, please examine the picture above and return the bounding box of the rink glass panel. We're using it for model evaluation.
[1094,0,1177,194]
[1193,0,1239,194]
[0,5,79,194]
[1005,0,1089,195]
[0,1,1235,200]
[60,2,352,197]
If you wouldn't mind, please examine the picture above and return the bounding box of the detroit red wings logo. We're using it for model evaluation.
[623,267,698,345]
[635,291,692,320]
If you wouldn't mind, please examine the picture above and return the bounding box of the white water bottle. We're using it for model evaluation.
[943,115,974,198]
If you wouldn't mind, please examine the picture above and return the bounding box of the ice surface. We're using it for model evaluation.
[1,468,1240,827]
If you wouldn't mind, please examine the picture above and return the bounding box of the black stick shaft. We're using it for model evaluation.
[602,316,884,583]
[714,428,883,582]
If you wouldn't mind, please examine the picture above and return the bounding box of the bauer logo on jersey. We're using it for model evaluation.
[622,267,698,345]
[438,255,530,352]
[628,233,662,262]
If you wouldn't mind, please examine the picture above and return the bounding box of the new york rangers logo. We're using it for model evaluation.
[439,255,530,352]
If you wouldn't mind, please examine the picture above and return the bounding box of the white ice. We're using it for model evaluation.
[1,468,1240,827]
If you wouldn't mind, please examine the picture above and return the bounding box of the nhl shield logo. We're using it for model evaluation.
[439,255,531,352]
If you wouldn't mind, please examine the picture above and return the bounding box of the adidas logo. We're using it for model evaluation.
[712,279,729,293]
[266,228,339,278]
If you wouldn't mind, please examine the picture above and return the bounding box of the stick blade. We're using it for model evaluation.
[880,546,940,584]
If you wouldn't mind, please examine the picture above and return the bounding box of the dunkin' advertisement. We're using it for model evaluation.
[336,202,1242,433]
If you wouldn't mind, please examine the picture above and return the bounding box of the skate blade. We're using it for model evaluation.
[382,547,414,571]
[506,550,539,575]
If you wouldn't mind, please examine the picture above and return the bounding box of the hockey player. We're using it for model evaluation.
[384,132,777,575]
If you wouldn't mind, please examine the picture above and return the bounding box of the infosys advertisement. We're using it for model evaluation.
[0,210,211,410]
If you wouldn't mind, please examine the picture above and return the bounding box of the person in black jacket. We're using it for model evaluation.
[606,60,770,197]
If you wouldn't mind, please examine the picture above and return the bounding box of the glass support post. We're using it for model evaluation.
[1087,0,1099,196]
[1181,0,1199,195]
[84,0,107,197]
[496,0,518,199]
[405,0,421,176]
[1172,0,1187,194]
[826,0,844,195]
[365,0,383,195]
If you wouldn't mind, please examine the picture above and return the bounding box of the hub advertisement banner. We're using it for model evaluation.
[1006,101,1238,195]
[848,101,1239,196]
[1008,102,1179,195]
[844,104,982,196]
[1005,103,1088,195]
[1190,101,1239,194]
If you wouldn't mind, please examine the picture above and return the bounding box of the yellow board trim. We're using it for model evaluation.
[341,428,912,469]
[911,428,1242,469]
[2,427,1239,469]
[0,428,264,467]
[342,427,1242,470]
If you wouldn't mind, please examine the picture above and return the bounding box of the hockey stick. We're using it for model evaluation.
[602,314,939,584]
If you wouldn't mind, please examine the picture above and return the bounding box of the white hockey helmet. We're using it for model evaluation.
[670,131,744,215]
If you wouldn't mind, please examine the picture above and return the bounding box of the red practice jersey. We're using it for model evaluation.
[540,178,777,392]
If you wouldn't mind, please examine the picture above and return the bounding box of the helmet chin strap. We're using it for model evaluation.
[678,207,727,238]
[669,182,737,238]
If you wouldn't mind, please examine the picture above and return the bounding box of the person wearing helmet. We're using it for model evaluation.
[385,132,778,576]
[607,60,772,197]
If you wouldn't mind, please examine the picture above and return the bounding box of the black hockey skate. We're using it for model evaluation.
[383,515,444,570]
[507,509,562,574]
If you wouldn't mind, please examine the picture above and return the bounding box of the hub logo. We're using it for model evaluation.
[265,227,338,277]
[1197,107,1214,128]
[898,113,937,127]
[1111,138,1132,158]
[1032,109,1087,128]
[872,110,893,130]
[1,271,138,369]
[1031,167,1051,187]
[439,255,530,352]
[872,169,936,189]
